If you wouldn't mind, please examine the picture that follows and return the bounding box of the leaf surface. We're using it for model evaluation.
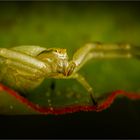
[0,2,140,114]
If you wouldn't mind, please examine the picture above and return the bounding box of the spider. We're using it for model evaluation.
[0,42,138,106]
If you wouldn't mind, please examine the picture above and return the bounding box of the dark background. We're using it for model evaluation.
[0,1,140,138]
[0,99,140,138]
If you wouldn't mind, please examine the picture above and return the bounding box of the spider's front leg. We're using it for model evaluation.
[68,42,140,106]
[66,44,101,106]
[72,42,137,72]
[71,73,98,106]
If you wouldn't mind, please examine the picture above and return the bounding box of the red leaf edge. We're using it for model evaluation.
[0,83,140,115]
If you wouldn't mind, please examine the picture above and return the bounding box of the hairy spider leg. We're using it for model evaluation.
[72,43,134,73]
[69,43,138,106]
[5,59,45,80]
[0,48,51,73]
[71,73,98,106]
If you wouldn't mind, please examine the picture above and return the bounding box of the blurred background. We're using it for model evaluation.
[0,1,140,138]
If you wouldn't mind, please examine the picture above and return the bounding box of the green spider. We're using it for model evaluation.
[0,43,139,105]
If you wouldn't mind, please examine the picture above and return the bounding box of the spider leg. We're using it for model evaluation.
[71,73,98,106]
[0,48,51,73]
[5,59,45,80]
[72,43,135,73]
[67,43,137,105]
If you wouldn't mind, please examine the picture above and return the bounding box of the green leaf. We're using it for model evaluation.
[0,2,140,114]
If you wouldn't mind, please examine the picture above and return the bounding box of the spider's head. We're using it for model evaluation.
[52,48,68,60]
[38,48,74,76]
[51,48,69,75]
[51,48,76,76]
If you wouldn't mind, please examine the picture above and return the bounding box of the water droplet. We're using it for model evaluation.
[50,107,54,111]
[47,99,53,108]
[46,92,50,97]
[10,105,13,110]
[48,99,51,103]
[75,101,79,104]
